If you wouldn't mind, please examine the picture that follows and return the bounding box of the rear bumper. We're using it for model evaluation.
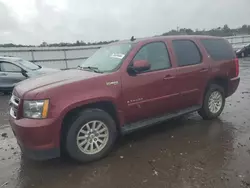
[9,117,61,160]
[227,77,240,97]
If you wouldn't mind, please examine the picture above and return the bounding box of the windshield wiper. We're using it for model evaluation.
[77,66,103,73]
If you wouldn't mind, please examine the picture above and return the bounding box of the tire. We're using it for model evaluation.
[198,84,225,120]
[65,108,117,163]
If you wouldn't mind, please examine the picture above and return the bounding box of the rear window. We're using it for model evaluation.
[200,38,235,61]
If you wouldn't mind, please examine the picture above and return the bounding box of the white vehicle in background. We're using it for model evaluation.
[0,56,60,94]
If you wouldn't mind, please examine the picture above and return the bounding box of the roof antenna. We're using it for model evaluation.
[130,36,136,41]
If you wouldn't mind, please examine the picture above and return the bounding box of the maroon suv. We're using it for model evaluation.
[9,35,240,162]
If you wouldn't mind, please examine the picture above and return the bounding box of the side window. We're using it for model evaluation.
[172,40,202,67]
[133,42,171,71]
[0,62,22,72]
[200,39,235,61]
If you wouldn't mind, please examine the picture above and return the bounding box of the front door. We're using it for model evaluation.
[171,39,209,108]
[121,41,179,124]
[0,62,26,90]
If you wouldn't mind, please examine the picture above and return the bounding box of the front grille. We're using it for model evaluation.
[9,94,20,119]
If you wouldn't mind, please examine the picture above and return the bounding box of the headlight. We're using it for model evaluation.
[23,99,49,119]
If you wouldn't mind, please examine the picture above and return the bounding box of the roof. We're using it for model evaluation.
[112,35,223,45]
[0,56,21,62]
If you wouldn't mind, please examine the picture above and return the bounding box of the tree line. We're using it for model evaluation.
[1,24,250,48]
[161,24,250,37]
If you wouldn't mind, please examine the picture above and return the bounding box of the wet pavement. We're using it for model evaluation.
[0,58,250,188]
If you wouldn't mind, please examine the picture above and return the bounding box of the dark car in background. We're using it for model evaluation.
[0,56,60,93]
[233,43,250,58]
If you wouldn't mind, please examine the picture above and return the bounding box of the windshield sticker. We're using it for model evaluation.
[110,53,125,59]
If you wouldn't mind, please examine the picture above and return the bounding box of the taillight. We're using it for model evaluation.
[234,58,239,77]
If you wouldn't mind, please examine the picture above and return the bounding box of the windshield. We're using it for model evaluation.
[233,43,248,50]
[15,59,40,70]
[79,43,132,72]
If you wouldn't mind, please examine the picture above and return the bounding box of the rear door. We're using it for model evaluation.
[171,39,210,108]
[200,38,237,79]
[0,62,26,90]
[121,41,179,123]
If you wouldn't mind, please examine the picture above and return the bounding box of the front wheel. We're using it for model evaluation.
[198,84,225,120]
[65,109,117,163]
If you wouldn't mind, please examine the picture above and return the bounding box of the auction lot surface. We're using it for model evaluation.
[1,59,250,188]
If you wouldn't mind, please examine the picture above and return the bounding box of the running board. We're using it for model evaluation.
[121,105,201,135]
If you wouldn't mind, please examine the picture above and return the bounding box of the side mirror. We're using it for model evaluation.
[21,69,28,78]
[129,60,151,73]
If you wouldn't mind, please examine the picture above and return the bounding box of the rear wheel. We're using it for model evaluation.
[198,84,225,120]
[65,109,117,163]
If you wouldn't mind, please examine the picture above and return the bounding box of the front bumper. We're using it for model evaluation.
[18,143,60,161]
[9,117,60,160]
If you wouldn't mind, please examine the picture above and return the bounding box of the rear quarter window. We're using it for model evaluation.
[200,38,235,61]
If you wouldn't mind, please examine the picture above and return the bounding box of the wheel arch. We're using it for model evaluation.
[204,76,229,98]
[60,100,121,151]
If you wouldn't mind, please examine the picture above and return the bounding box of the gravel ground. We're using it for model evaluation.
[0,58,250,188]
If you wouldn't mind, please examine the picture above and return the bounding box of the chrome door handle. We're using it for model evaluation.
[163,75,175,80]
[200,68,208,72]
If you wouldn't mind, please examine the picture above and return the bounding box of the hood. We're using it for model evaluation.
[36,66,60,73]
[27,66,60,77]
[14,69,102,97]
[235,48,243,53]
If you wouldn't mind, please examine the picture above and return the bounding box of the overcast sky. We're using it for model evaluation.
[0,0,250,45]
